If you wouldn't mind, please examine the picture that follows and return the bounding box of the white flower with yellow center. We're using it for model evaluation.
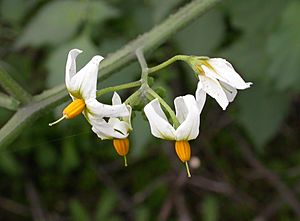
[192,58,252,110]
[144,94,202,177]
[49,49,129,126]
[91,92,132,166]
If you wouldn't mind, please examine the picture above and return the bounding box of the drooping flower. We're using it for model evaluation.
[91,92,132,166]
[144,94,202,177]
[188,57,252,110]
[49,49,129,126]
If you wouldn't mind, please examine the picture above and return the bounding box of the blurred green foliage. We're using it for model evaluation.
[0,0,300,220]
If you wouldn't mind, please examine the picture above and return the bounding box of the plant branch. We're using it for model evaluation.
[0,64,32,103]
[0,92,20,111]
[0,0,222,148]
[148,55,189,74]
[96,80,141,97]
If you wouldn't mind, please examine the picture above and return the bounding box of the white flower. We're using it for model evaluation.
[194,58,252,110]
[49,49,129,126]
[144,94,202,177]
[91,92,132,140]
[144,94,201,141]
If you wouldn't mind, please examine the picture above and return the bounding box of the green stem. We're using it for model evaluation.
[135,49,148,84]
[148,55,189,74]
[0,64,32,104]
[96,80,141,97]
[147,88,180,128]
[0,92,20,111]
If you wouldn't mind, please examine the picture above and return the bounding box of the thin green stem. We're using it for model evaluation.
[0,64,32,104]
[147,88,180,128]
[96,80,141,97]
[148,55,189,74]
[135,49,149,84]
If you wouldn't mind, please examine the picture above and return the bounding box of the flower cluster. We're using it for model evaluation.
[49,49,252,177]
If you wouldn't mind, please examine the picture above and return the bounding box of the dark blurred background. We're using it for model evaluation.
[0,0,300,220]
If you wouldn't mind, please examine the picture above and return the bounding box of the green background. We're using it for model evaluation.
[0,0,300,220]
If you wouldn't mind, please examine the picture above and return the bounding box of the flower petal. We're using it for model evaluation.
[144,99,176,140]
[91,120,128,140]
[199,74,229,110]
[207,58,252,89]
[65,49,82,91]
[86,98,129,119]
[195,81,207,112]
[174,96,188,124]
[220,81,237,102]
[175,95,200,140]
[112,92,122,105]
[69,55,104,100]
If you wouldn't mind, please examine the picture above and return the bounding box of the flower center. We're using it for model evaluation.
[63,99,86,119]
[48,99,85,126]
[175,140,192,177]
[113,138,129,167]
[175,140,191,162]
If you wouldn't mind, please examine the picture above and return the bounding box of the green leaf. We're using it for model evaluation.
[16,0,118,47]
[266,1,300,91]
[201,196,219,221]
[236,83,290,149]
[174,8,224,54]
[46,35,98,88]
[0,0,30,24]
[225,0,288,34]
[35,144,57,169]
[69,200,90,221]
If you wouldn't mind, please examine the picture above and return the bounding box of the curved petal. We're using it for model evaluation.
[207,58,252,89]
[112,92,122,105]
[65,49,82,91]
[220,81,237,102]
[195,81,206,112]
[69,55,104,100]
[109,118,130,137]
[144,99,176,140]
[91,121,128,140]
[86,98,129,119]
[174,96,188,124]
[175,95,200,140]
[199,74,229,110]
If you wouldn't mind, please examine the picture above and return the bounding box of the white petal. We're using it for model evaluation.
[123,105,132,130]
[112,92,122,105]
[91,121,127,140]
[174,96,188,124]
[69,55,104,100]
[144,99,176,140]
[175,95,200,140]
[199,75,229,110]
[207,58,252,89]
[86,98,129,118]
[220,81,237,102]
[65,49,82,91]
[109,118,130,137]
[195,81,206,112]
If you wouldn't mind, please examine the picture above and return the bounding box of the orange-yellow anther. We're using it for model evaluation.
[175,141,191,162]
[63,99,85,119]
[113,138,129,156]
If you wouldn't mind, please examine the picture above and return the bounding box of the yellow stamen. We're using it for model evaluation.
[175,140,192,177]
[113,138,129,167]
[48,99,85,126]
